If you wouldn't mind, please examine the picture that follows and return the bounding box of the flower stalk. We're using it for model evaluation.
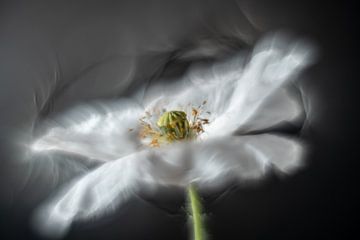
[187,184,206,240]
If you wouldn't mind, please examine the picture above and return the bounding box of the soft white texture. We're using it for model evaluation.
[32,100,144,161]
[30,32,314,238]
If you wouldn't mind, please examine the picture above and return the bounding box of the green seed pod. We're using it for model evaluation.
[157,111,190,140]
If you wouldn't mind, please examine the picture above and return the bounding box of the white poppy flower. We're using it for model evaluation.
[30,32,315,238]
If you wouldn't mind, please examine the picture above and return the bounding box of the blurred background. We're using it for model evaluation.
[0,0,357,239]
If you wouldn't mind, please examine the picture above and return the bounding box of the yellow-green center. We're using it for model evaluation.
[157,111,191,141]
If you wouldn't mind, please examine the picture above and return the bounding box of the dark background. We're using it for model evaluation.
[0,0,357,239]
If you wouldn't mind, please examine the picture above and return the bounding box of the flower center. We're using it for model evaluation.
[139,101,210,147]
[157,111,190,141]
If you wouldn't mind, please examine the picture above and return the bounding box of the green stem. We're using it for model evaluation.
[187,184,205,240]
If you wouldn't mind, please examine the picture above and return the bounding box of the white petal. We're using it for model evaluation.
[144,134,304,188]
[189,134,305,189]
[235,86,304,133]
[32,134,304,238]
[142,50,247,117]
[31,99,143,162]
[31,152,144,238]
[141,33,314,137]
[205,33,315,137]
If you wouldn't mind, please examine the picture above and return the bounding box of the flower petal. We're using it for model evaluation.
[31,99,143,161]
[142,49,246,119]
[31,152,145,238]
[32,134,303,238]
[204,33,315,137]
[189,134,305,188]
[142,33,314,138]
[142,134,304,188]
[234,86,304,133]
